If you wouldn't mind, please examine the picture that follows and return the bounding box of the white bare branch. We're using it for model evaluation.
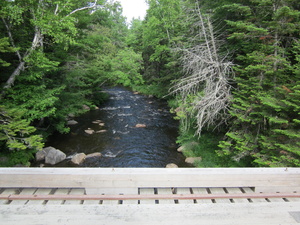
[66,0,98,17]
[3,27,43,90]
[170,3,233,135]
[1,18,22,62]
[54,4,59,15]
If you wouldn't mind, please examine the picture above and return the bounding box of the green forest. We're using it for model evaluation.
[0,0,299,167]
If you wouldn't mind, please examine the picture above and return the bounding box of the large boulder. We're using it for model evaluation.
[36,147,54,161]
[71,153,86,165]
[45,148,66,165]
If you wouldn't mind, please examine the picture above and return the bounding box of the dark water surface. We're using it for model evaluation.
[45,86,189,167]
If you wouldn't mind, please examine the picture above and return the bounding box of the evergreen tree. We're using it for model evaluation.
[218,0,300,166]
[141,0,184,94]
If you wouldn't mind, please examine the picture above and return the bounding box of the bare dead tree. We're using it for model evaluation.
[170,3,233,135]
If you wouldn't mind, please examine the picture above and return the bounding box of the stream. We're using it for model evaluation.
[45,86,189,167]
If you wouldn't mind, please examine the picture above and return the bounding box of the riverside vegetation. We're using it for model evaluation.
[0,0,299,167]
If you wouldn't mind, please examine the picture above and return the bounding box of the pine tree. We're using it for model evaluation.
[218,0,300,166]
[141,0,184,93]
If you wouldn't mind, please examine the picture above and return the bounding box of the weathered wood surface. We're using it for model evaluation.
[0,168,299,193]
[0,168,300,224]
[1,188,300,202]
[1,203,300,225]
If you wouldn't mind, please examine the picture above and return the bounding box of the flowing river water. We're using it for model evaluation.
[45,86,190,167]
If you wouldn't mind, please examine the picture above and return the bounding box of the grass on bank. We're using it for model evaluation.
[176,128,251,168]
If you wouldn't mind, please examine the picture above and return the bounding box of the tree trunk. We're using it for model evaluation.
[2,27,42,91]
[170,5,233,135]
[3,62,25,89]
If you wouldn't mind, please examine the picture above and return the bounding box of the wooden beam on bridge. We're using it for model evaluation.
[0,168,299,194]
[1,192,300,201]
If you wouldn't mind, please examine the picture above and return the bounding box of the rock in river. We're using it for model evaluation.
[71,153,86,165]
[86,152,102,159]
[83,105,90,110]
[177,146,185,153]
[36,146,55,161]
[166,163,178,168]
[135,123,146,128]
[96,130,107,133]
[44,148,66,165]
[185,157,202,164]
[67,120,78,125]
[85,128,95,134]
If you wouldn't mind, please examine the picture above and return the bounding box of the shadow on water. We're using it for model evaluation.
[44,86,191,168]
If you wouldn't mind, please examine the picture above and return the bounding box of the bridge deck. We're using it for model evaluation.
[0,168,300,224]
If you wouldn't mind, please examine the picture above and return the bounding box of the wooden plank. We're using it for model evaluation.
[86,188,110,205]
[242,187,266,203]
[122,188,139,204]
[26,188,52,205]
[82,188,100,205]
[1,167,299,176]
[122,197,138,204]
[9,188,36,205]
[46,188,69,205]
[225,187,249,203]
[139,188,155,204]
[82,198,101,205]
[0,188,19,205]
[86,187,138,195]
[176,188,194,204]
[85,188,115,205]
[101,196,120,205]
[1,192,299,201]
[256,186,300,193]
[209,188,231,203]
[156,188,175,204]
[192,188,212,203]
[0,168,299,192]
[64,188,85,205]
[0,203,300,225]
[266,194,286,203]
[287,193,300,202]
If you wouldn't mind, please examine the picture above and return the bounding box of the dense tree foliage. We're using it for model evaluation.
[215,0,300,166]
[139,0,185,96]
[1,0,299,167]
[0,0,129,166]
[141,0,300,167]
